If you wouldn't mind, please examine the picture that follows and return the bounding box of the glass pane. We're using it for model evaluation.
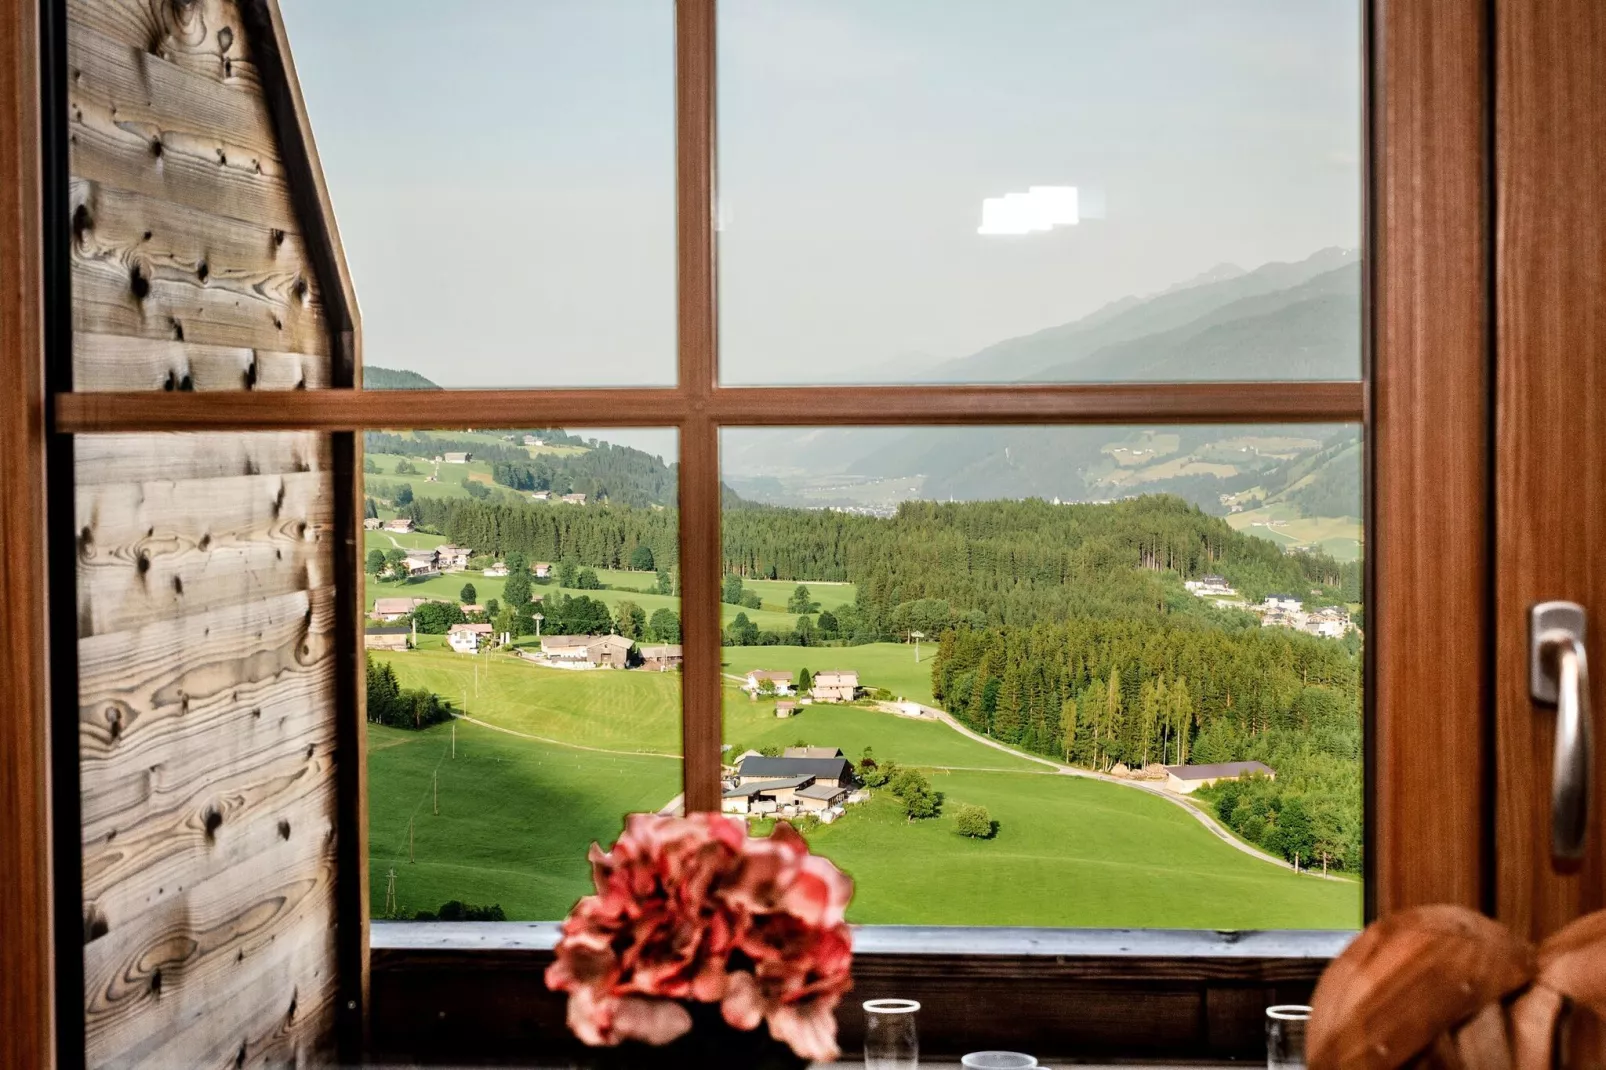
[364,428,681,921]
[279,2,675,389]
[717,1,1361,385]
[720,425,1363,929]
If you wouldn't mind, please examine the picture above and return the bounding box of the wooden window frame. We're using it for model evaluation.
[3,0,1497,1061]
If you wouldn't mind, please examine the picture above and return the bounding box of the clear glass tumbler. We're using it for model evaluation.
[864,998,920,1070]
[1266,1004,1312,1070]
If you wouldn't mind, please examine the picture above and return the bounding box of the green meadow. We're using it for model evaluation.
[367,646,1360,927]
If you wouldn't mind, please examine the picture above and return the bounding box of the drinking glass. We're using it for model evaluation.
[864,999,920,1069]
[1266,1004,1312,1069]
[962,1053,1038,1069]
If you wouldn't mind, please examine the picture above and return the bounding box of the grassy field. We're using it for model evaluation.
[367,645,1361,927]
[363,529,448,554]
[368,720,677,920]
[1227,503,1363,562]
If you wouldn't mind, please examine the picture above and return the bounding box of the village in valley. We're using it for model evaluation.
[360,430,1363,929]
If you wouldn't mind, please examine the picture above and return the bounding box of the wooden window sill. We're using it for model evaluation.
[369,923,1351,1062]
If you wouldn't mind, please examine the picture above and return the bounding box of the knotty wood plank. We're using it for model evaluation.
[83,752,336,932]
[83,845,335,1066]
[73,332,329,391]
[1371,0,1490,914]
[80,670,334,836]
[68,0,260,90]
[0,0,55,1062]
[139,953,336,1069]
[1494,0,1606,941]
[76,469,336,636]
[74,429,329,485]
[71,177,328,356]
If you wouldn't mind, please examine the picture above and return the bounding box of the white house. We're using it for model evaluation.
[531,491,550,502]
[533,562,552,578]
[1184,574,1237,598]
[435,545,473,570]
[448,622,493,653]
[443,451,472,464]
[810,670,859,703]
[523,435,543,447]
[561,493,587,505]
[742,670,794,696]
[385,517,414,533]
[1260,593,1303,613]
[483,562,509,577]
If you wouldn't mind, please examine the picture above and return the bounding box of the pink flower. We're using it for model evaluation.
[547,814,855,1060]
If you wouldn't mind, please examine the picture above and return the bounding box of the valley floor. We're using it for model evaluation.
[367,646,1360,929]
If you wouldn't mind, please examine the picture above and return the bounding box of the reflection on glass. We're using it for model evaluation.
[362,428,680,921]
[280,1,675,389]
[720,425,1364,929]
[718,0,1361,384]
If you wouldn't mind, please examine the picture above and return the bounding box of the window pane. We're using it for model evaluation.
[364,428,680,921]
[720,425,1363,929]
[280,2,675,389]
[717,1,1361,385]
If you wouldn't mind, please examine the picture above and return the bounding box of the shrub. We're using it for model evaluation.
[955,804,996,839]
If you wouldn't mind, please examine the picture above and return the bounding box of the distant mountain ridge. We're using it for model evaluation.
[365,366,440,389]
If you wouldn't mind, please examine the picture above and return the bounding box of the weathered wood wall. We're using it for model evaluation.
[67,1,346,1064]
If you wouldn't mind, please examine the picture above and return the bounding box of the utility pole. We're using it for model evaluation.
[908,630,926,663]
[408,817,415,863]
[433,771,439,815]
[384,868,397,916]
[451,722,456,758]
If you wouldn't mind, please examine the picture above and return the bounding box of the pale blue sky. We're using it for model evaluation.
[279,1,1359,391]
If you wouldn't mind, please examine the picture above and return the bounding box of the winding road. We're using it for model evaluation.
[889,702,1334,877]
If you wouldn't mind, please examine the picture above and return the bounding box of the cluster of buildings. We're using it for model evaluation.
[740,669,860,704]
[530,491,588,505]
[527,636,683,671]
[720,748,864,821]
[1182,575,1355,640]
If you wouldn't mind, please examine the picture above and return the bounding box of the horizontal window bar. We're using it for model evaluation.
[53,381,1364,433]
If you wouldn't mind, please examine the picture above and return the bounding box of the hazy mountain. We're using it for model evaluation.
[365,366,440,389]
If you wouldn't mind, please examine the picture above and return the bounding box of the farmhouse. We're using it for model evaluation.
[796,782,850,811]
[539,634,634,668]
[364,627,409,652]
[783,746,843,759]
[443,451,472,464]
[743,670,794,696]
[1260,593,1302,613]
[774,700,797,718]
[560,493,587,505]
[640,644,683,672]
[721,776,812,816]
[810,670,859,703]
[523,435,542,447]
[385,517,414,533]
[363,517,383,530]
[448,622,493,654]
[403,548,440,577]
[372,597,426,622]
[531,491,550,502]
[483,563,509,577]
[1162,760,1276,794]
[736,755,857,790]
[460,604,485,616]
[435,545,473,570]
[533,562,552,578]
[1184,574,1237,598]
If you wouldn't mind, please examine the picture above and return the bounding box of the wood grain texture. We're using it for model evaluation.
[53,380,1367,434]
[73,332,330,391]
[0,0,57,1064]
[70,177,329,356]
[68,0,259,89]
[1494,0,1606,941]
[1371,0,1490,915]
[65,0,348,1061]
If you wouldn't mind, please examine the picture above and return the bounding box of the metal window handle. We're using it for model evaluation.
[1530,601,1592,865]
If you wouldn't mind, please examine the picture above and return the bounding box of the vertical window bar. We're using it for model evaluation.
[676,0,722,811]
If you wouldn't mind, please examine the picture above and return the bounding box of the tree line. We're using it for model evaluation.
[930,617,1361,870]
